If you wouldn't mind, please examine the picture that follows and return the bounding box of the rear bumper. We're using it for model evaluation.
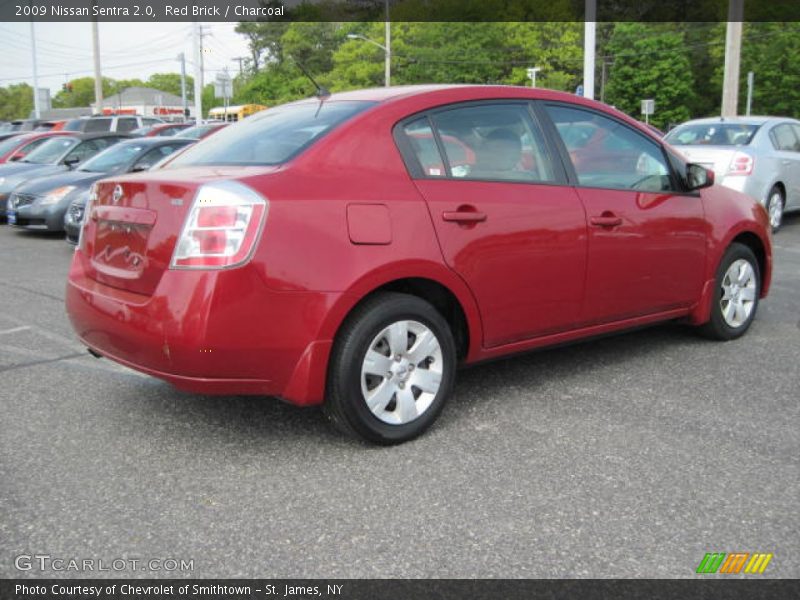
[65,253,338,405]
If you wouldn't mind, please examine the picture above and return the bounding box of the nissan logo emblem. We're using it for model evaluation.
[112,185,123,204]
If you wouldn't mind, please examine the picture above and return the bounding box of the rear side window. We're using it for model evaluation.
[117,118,138,133]
[401,103,555,183]
[84,118,112,133]
[770,124,800,152]
[169,100,375,167]
[546,104,672,192]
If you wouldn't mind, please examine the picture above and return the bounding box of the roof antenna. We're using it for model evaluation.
[290,57,331,99]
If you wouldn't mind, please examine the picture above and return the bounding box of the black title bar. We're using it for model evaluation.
[2,579,799,600]
[2,0,800,22]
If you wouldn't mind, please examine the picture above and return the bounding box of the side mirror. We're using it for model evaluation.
[63,156,80,168]
[131,163,152,173]
[686,163,714,190]
[9,154,21,161]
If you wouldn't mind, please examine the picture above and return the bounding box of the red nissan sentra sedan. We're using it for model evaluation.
[66,85,772,444]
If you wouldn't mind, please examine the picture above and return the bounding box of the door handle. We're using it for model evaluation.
[590,214,623,228]
[442,210,487,223]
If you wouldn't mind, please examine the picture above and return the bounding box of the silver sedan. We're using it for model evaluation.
[665,116,800,231]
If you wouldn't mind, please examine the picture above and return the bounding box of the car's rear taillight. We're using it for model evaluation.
[170,181,268,269]
[728,152,754,175]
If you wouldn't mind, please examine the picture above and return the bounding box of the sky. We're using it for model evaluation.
[0,21,251,97]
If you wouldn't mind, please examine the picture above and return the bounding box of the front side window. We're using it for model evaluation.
[169,100,376,167]
[21,137,79,164]
[78,143,145,173]
[546,105,672,192]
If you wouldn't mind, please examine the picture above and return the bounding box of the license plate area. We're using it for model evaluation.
[91,220,151,279]
[7,211,16,225]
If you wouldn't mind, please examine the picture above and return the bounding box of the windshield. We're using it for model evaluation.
[0,135,31,155]
[179,124,223,140]
[79,142,145,172]
[665,123,759,146]
[169,101,375,167]
[21,137,79,164]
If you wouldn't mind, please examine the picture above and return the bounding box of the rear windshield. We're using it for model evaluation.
[21,137,79,164]
[665,123,759,146]
[169,100,376,167]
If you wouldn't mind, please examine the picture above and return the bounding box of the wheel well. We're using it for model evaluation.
[771,182,786,199]
[732,232,766,279]
[352,278,470,359]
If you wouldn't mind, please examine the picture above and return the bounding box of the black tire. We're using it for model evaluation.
[324,292,457,445]
[766,185,785,232]
[699,243,760,341]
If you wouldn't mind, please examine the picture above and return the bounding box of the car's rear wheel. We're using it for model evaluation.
[766,185,784,232]
[324,292,456,444]
[699,243,760,341]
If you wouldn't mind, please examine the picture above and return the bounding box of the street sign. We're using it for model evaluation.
[214,73,233,100]
[641,99,655,115]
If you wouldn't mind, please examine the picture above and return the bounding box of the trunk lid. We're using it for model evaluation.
[671,145,744,179]
[82,166,278,296]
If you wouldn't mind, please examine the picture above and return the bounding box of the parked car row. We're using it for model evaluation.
[0,116,219,239]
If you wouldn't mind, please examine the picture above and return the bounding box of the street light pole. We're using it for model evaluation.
[384,0,391,87]
[582,0,596,99]
[30,21,41,119]
[346,33,390,87]
[526,67,541,88]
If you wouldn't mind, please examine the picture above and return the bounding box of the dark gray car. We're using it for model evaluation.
[0,133,127,220]
[8,137,194,233]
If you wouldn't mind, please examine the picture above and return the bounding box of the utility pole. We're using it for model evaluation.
[384,0,391,87]
[30,22,41,119]
[721,0,744,117]
[193,22,203,122]
[582,0,596,99]
[233,56,246,78]
[91,5,103,111]
[178,52,188,118]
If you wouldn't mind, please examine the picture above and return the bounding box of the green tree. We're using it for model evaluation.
[604,23,694,129]
[51,77,117,109]
[0,83,34,120]
[709,22,800,118]
[146,73,194,98]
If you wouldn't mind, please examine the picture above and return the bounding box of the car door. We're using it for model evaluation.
[397,102,587,348]
[541,103,707,326]
[770,123,800,211]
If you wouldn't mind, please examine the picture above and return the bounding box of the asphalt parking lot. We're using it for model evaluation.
[0,217,798,579]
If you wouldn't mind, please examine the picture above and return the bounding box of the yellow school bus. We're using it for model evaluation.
[208,104,267,122]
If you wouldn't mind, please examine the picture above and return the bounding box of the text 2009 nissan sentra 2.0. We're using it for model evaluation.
[65,85,772,444]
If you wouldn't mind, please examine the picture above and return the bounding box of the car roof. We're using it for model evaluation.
[674,116,799,127]
[116,136,191,147]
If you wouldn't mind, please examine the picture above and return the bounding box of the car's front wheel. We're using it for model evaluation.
[699,243,760,341]
[324,292,456,444]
